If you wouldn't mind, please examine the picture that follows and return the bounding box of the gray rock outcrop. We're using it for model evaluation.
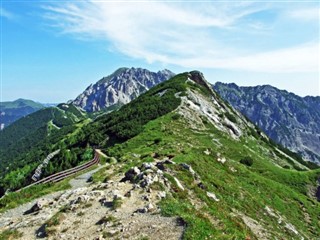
[72,67,175,112]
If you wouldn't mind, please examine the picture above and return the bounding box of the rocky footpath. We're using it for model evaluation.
[0,159,185,239]
[0,152,308,239]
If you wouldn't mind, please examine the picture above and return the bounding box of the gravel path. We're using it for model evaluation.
[69,164,105,189]
[0,164,105,225]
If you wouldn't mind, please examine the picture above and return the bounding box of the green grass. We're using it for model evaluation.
[0,229,23,240]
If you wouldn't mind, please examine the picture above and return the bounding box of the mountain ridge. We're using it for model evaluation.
[214,81,320,164]
[0,99,45,130]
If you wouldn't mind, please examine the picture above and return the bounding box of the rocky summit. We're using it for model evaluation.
[214,82,320,164]
[72,67,175,112]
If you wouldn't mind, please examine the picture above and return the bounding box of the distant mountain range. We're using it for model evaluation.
[71,67,175,112]
[214,82,320,164]
[0,99,46,130]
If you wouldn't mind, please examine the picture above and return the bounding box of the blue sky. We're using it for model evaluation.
[1,1,319,103]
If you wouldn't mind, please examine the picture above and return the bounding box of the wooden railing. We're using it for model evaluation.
[19,150,101,191]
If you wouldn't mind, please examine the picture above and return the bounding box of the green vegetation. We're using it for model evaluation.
[225,112,237,123]
[0,179,71,213]
[88,73,187,142]
[240,156,254,166]
[0,229,23,240]
[111,198,123,210]
[0,105,90,192]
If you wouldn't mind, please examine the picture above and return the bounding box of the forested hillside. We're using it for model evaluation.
[0,104,90,193]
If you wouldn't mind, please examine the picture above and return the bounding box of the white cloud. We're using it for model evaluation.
[287,7,320,21]
[178,42,319,73]
[43,1,319,73]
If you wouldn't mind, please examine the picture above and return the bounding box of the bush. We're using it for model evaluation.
[154,138,162,144]
[240,157,253,166]
[172,113,181,120]
[225,112,237,123]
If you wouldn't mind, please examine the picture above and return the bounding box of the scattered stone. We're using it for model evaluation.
[70,195,90,205]
[204,149,211,155]
[164,159,175,165]
[174,177,185,191]
[207,191,220,202]
[179,163,200,180]
[142,195,150,201]
[146,203,155,212]
[197,182,206,190]
[142,162,154,170]
[24,199,49,215]
[124,191,132,198]
[285,223,299,235]
[145,169,154,175]
[156,162,166,171]
[113,190,124,200]
[158,191,166,199]
[121,167,141,182]
[217,157,226,164]
[229,166,237,172]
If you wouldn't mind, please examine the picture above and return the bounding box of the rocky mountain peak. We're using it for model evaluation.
[72,67,175,112]
[214,82,320,164]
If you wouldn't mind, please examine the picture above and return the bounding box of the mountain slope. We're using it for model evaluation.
[214,82,320,164]
[72,67,175,112]
[0,103,88,182]
[0,99,44,130]
[0,71,319,239]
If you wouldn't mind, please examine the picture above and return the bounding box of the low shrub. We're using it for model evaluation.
[240,157,253,166]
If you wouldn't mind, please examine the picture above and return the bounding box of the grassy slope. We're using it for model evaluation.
[102,111,320,239]
[89,72,319,239]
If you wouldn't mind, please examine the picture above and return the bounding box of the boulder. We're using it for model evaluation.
[121,167,141,182]
[180,163,199,179]
[156,162,166,171]
[207,191,220,202]
[142,162,154,170]
[174,177,185,191]
[24,199,49,215]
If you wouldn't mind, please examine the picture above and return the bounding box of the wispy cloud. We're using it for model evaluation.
[0,7,16,20]
[287,7,320,21]
[42,1,319,73]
